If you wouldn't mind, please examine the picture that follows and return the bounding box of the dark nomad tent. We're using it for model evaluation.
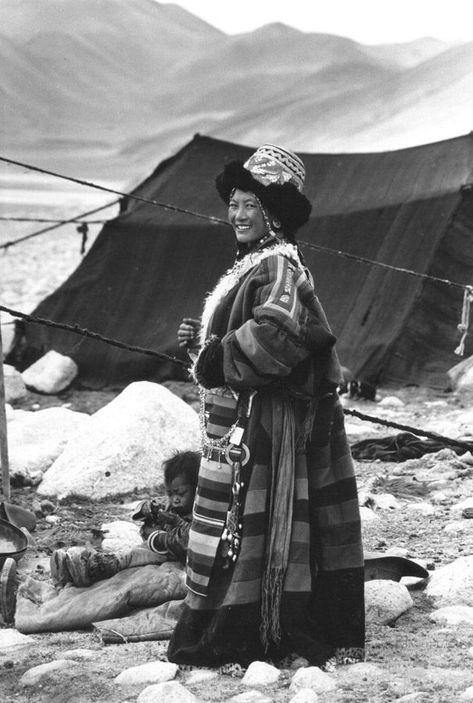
[9,133,473,389]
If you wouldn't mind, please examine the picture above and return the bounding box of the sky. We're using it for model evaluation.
[170,0,473,44]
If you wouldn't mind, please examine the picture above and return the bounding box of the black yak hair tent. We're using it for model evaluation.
[9,133,473,389]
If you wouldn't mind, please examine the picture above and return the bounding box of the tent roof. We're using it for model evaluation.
[11,133,473,389]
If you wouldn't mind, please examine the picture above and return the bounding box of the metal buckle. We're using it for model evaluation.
[224,442,250,466]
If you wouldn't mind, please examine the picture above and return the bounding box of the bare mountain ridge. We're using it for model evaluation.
[0,0,468,196]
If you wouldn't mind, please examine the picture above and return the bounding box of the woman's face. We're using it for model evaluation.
[228,189,267,243]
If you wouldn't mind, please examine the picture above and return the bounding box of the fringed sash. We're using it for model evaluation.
[260,394,296,648]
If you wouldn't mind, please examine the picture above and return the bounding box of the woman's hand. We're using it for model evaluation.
[177,318,201,348]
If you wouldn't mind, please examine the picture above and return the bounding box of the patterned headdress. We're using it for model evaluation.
[243,144,306,192]
[216,144,312,238]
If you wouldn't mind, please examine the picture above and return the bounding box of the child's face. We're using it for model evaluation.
[165,475,195,514]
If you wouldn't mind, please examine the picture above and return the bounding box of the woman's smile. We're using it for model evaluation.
[228,189,267,243]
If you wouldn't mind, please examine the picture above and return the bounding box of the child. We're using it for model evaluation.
[50,450,200,587]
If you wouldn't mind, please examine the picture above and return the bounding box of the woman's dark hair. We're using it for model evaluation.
[163,450,200,488]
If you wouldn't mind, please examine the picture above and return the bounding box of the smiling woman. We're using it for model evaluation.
[170,144,365,671]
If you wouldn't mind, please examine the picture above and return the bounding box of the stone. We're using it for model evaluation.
[429,605,473,626]
[1,320,15,358]
[20,659,75,686]
[426,556,473,607]
[444,521,467,534]
[3,364,27,402]
[397,694,430,702]
[359,506,380,522]
[460,686,473,701]
[289,667,337,694]
[185,669,218,684]
[61,648,100,660]
[378,395,405,407]
[242,661,280,686]
[0,629,34,651]
[289,690,319,703]
[115,660,178,685]
[405,502,435,516]
[365,580,413,625]
[229,692,273,703]
[22,350,78,394]
[371,493,401,510]
[37,381,200,500]
[137,681,198,703]
[386,546,409,558]
[448,355,473,391]
[7,406,89,484]
[101,520,142,552]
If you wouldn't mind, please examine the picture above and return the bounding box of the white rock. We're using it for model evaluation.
[429,605,473,626]
[460,686,473,701]
[359,506,380,522]
[115,661,178,686]
[444,521,466,534]
[469,646,473,659]
[229,692,273,703]
[38,381,200,500]
[20,659,75,686]
[452,497,473,513]
[137,681,198,703]
[242,661,280,686]
[405,502,435,516]
[101,520,142,552]
[61,648,99,660]
[426,556,473,607]
[7,406,89,484]
[1,321,15,358]
[289,667,337,694]
[397,694,430,702]
[386,546,409,558]
[185,669,218,685]
[289,690,319,703]
[378,396,405,407]
[22,350,78,394]
[0,629,35,651]
[3,364,27,402]
[365,580,413,625]
[371,493,401,510]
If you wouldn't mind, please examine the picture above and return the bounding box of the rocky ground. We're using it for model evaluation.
[2,208,473,701]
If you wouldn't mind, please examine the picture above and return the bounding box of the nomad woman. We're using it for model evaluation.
[169,144,365,671]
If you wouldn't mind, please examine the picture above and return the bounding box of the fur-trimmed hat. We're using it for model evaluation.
[216,144,312,237]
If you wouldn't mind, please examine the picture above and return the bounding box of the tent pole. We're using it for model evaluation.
[0,323,10,501]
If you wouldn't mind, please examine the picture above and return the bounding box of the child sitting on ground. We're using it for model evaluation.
[50,450,200,588]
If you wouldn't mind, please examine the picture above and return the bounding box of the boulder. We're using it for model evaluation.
[365,580,413,624]
[115,661,178,686]
[242,661,280,686]
[3,364,27,402]
[447,355,473,391]
[137,681,198,703]
[20,659,77,687]
[290,667,337,694]
[37,381,200,500]
[8,406,90,484]
[425,556,473,607]
[22,350,78,394]
[429,605,473,626]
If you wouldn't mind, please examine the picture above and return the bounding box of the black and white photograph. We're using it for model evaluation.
[1,2,473,701]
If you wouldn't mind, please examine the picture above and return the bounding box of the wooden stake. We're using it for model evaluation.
[0,323,10,501]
